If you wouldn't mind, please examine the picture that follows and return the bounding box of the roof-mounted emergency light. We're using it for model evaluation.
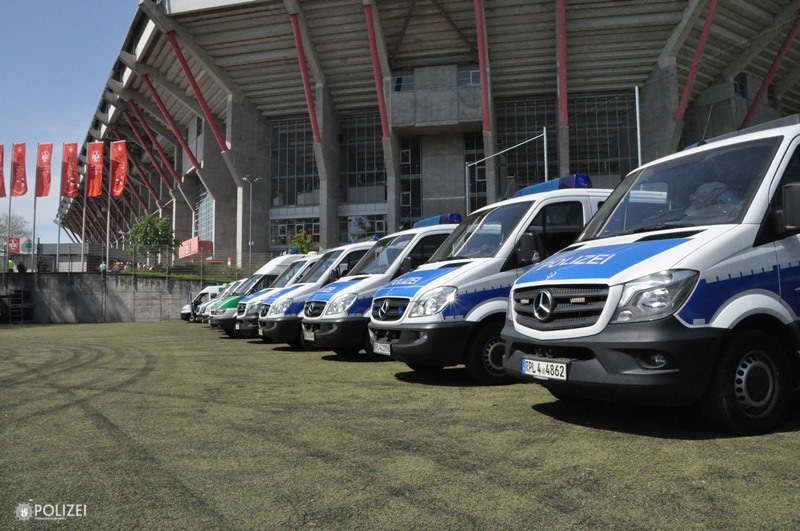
[413,212,463,228]
[513,174,592,197]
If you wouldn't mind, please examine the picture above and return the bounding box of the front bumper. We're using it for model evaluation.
[235,315,260,337]
[302,317,368,351]
[258,316,302,344]
[210,316,236,332]
[368,320,475,366]
[501,317,725,405]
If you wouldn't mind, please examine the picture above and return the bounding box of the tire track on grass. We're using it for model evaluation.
[5,351,236,530]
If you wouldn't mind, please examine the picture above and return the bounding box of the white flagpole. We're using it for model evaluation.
[81,185,87,272]
[106,144,111,271]
[32,143,38,272]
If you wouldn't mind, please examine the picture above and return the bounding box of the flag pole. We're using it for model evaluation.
[81,185,87,272]
[106,147,111,271]
[32,143,38,272]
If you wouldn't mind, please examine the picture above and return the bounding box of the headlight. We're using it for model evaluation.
[409,286,457,318]
[268,298,294,317]
[325,293,358,315]
[613,270,697,323]
[245,303,260,316]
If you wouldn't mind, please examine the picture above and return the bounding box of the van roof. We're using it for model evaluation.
[253,253,307,275]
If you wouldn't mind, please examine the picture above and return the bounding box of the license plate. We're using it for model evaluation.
[235,323,240,330]
[258,328,264,336]
[522,358,567,381]
[302,328,315,342]
[373,342,391,355]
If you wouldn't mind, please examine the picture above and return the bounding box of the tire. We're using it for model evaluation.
[188,314,196,323]
[701,329,792,435]
[465,321,513,385]
[406,363,445,373]
[224,327,236,338]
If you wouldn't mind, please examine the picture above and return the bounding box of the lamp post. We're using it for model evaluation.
[242,176,262,273]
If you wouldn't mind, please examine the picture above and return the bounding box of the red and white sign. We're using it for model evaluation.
[7,237,20,254]
[178,236,213,259]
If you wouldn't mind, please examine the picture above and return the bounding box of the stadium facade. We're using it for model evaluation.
[57,0,800,268]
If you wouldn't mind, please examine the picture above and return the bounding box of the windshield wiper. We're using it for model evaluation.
[621,222,696,235]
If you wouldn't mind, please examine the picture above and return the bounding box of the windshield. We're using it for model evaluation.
[349,234,413,275]
[234,272,277,295]
[300,250,342,283]
[582,137,781,240]
[270,258,308,288]
[429,201,532,261]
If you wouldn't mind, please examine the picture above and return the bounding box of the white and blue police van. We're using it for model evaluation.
[300,215,459,356]
[502,116,800,434]
[234,254,320,339]
[368,176,612,384]
[258,241,374,347]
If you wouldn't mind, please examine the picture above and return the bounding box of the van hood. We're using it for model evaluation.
[516,226,735,286]
[373,258,489,299]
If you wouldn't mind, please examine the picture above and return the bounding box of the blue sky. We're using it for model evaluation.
[0,1,139,243]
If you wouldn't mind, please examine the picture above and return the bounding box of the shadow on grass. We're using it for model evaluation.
[532,393,800,439]
[393,367,484,388]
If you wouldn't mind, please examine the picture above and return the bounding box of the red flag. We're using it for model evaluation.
[35,143,53,197]
[87,141,104,197]
[61,142,80,197]
[0,145,5,198]
[11,143,27,197]
[111,140,128,196]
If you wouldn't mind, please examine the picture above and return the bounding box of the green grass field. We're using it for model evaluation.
[2,322,800,530]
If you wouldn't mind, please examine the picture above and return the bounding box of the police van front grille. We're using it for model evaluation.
[371,297,409,322]
[259,303,271,318]
[514,285,608,331]
[304,301,325,318]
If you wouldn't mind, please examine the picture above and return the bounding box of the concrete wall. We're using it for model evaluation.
[421,134,466,217]
[1,273,204,324]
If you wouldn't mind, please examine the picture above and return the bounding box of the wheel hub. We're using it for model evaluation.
[734,354,774,411]
[482,337,505,376]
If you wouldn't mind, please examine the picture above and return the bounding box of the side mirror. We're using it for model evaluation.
[782,183,800,233]
[515,232,541,267]
[399,256,414,275]
[326,269,341,285]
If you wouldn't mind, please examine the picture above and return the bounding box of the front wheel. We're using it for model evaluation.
[465,321,513,385]
[701,329,792,435]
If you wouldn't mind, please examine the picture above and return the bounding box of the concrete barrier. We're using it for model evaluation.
[1,273,207,323]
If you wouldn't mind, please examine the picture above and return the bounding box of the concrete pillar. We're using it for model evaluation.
[383,135,402,234]
[641,57,682,162]
[314,86,340,250]
[225,96,272,268]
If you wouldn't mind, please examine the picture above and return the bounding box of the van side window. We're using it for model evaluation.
[757,148,800,245]
[337,249,369,277]
[527,202,584,259]
[406,233,449,269]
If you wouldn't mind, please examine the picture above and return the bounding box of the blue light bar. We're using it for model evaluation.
[413,212,463,228]
[513,174,592,197]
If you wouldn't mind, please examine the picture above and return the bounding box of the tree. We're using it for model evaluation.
[0,213,31,251]
[123,215,180,261]
[290,229,315,254]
